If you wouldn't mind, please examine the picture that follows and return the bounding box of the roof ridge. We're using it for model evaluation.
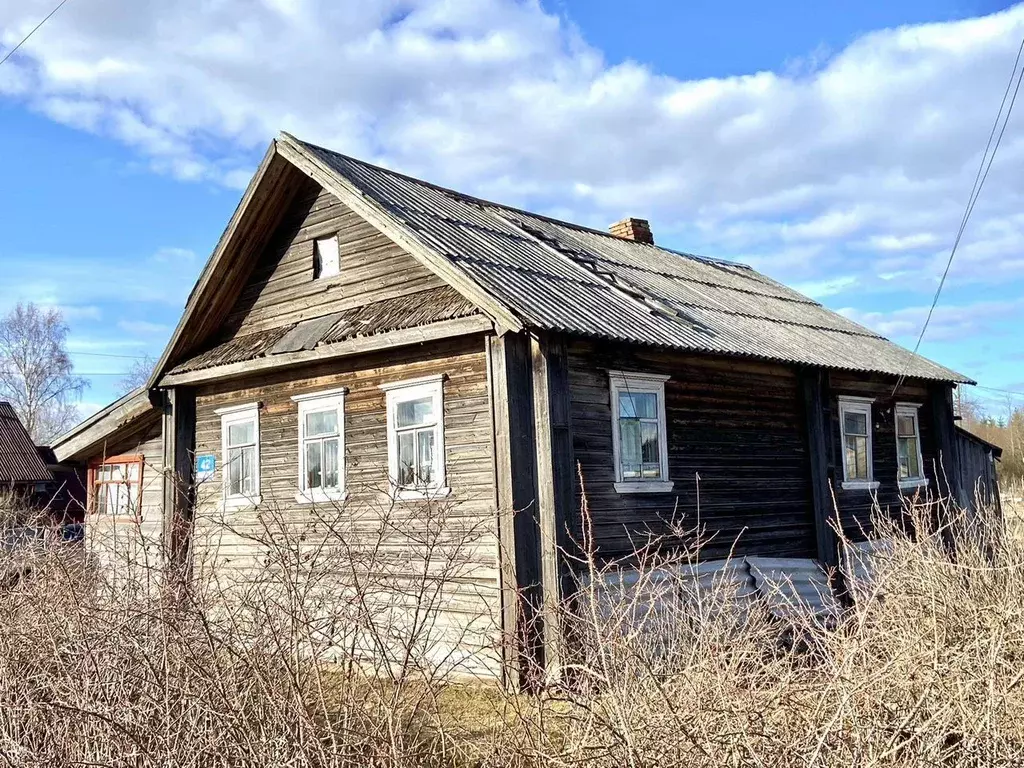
[284,133,752,270]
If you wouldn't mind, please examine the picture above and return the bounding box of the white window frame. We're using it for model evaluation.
[838,396,878,491]
[291,388,349,504]
[313,235,340,280]
[380,374,450,501]
[215,402,262,510]
[895,402,928,490]
[609,371,673,494]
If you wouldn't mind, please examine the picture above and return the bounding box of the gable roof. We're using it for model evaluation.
[0,402,51,484]
[149,133,971,387]
[280,135,970,384]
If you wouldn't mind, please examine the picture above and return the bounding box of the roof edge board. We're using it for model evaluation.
[146,141,286,392]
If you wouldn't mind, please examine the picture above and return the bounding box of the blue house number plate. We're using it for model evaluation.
[196,454,216,482]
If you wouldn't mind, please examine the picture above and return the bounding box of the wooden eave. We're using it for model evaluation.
[146,135,525,391]
[158,315,495,387]
[50,388,157,463]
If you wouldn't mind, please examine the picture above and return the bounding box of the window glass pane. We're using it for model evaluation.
[397,397,434,428]
[228,447,242,495]
[897,414,916,438]
[126,463,140,482]
[619,418,642,478]
[228,445,256,496]
[899,437,920,479]
[417,429,435,485]
[619,392,657,420]
[305,409,338,437]
[323,438,339,489]
[228,420,254,447]
[115,483,129,515]
[398,431,415,486]
[241,446,255,495]
[845,435,869,481]
[844,410,867,436]
[305,440,323,489]
[907,438,920,478]
[640,421,660,478]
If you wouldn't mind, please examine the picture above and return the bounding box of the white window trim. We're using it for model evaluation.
[895,402,928,490]
[838,396,879,491]
[609,371,674,494]
[292,387,349,505]
[380,374,450,501]
[215,402,262,510]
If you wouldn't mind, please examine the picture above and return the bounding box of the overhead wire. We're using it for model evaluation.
[891,32,1024,397]
[0,0,73,69]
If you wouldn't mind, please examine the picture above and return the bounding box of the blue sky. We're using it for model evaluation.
[1,0,1022,418]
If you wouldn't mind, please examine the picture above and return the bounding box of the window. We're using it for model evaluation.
[838,397,878,490]
[381,375,449,500]
[292,388,347,503]
[609,371,673,494]
[313,235,340,279]
[90,456,143,517]
[896,403,927,489]
[215,403,261,509]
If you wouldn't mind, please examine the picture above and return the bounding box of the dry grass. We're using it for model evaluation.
[0,492,1023,766]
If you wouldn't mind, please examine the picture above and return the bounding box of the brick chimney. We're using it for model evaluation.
[609,217,654,245]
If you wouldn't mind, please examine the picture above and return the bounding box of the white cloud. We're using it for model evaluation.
[839,299,1024,343]
[792,275,859,300]
[117,319,170,335]
[0,0,1022,315]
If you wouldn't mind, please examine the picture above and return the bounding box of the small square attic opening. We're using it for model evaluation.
[313,235,340,279]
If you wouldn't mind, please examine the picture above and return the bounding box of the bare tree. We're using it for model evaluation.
[117,355,156,396]
[0,303,87,444]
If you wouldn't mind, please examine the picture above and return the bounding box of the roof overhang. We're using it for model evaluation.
[50,387,157,463]
[159,315,494,387]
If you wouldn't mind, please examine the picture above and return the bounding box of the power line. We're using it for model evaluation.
[892,32,1024,397]
[0,0,73,69]
[68,351,154,360]
[974,384,1024,398]
[0,370,131,377]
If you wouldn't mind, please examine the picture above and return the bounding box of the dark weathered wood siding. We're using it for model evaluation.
[190,335,502,678]
[566,339,816,562]
[219,180,447,339]
[827,373,938,540]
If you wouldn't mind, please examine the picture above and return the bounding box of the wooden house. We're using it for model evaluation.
[51,133,994,683]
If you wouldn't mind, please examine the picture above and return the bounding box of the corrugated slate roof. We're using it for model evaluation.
[294,137,970,384]
[172,285,479,374]
[0,402,51,484]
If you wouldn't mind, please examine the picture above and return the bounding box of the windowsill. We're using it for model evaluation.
[614,481,675,494]
[224,495,262,510]
[899,478,929,491]
[294,489,349,505]
[392,486,452,502]
[841,481,879,492]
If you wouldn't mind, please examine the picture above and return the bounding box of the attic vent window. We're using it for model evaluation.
[313,235,340,280]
